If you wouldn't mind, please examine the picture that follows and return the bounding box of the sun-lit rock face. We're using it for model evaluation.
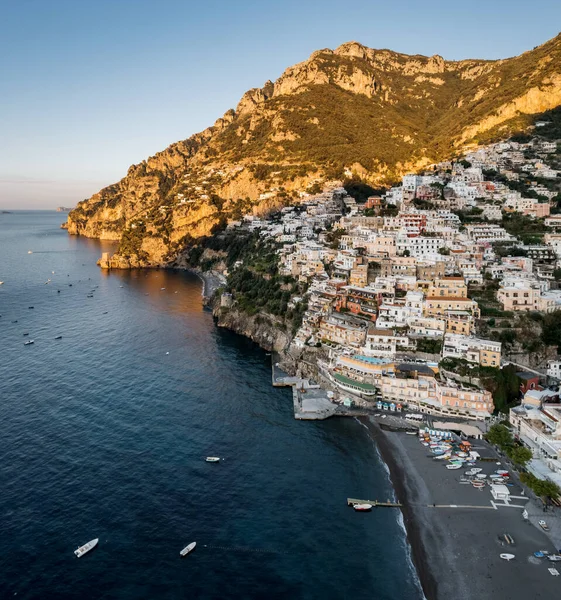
[65,33,561,267]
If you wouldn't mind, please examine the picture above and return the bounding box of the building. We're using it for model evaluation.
[363,328,411,357]
[318,316,367,347]
[427,277,468,299]
[424,297,480,319]
[547,361,561,380]
[497,285,540,312]
[510,405,561,489]
[442,334,501,367]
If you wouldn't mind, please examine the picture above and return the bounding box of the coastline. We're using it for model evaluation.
[363,418,437,600]
[366,419,561,600]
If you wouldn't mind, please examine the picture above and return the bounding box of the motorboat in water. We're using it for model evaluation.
[353,503,373,511]
[500,553,515,561]
[180,542,196,557]
[74,538,98,558]
[24,340,34,345]
[205,457,220,463]
[446,464,462,470]
[548,555,561,562]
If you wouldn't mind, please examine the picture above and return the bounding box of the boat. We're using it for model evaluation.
[0,281,3,285]
[28,250,32,254]
[28,306,34,309]
[24,340,34,345]
[180,542,196,557]
[500,553,515,561]
[539,520,550,531]
[548,567,559,576]
[74,538,98,558]
[405,431,417,435]
[23,333,29,336]
[548,555,561,562]
[534,550,548,558]
[446,464,461,470]
[205,457,220,463]
[353,503,373,511]
[55,336,62,340]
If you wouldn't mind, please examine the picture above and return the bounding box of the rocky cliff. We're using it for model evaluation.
[64,33,561,267]
[212,304,292,353]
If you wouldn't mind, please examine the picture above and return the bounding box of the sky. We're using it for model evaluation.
[1,0,560,209]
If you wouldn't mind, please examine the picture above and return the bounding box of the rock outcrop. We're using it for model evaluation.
[64,33,561,267]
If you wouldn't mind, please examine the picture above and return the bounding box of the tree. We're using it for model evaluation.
[485,424,513,448]
[507,445,532,467]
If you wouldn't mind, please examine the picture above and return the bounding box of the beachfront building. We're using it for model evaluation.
[379,375,493,420]
[509,404,561,489]
[442,334,502,367]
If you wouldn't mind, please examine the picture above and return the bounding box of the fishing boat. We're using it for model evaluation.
[74,538,98,558]
[446,464,461,470]
[24,340,34,345]
[180,542,196,557]
[353,503,373,511]
[500,553,515,561]
[205,457,220,463]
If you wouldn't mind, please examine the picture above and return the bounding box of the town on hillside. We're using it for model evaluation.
[209,130,561,491]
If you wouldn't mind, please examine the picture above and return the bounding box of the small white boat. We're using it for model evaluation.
[180,541,196,557]
[0,281,4,285]
[353,503,373,512]
[24,340,34,345]
[539,520,550,531]
[548,554,561,562]
[74,538,98,558]
[28,250,33,254]
[446,464,461,470]
[405,431,417,435]
[500,553,515,561]
[205,457,220,463]
[548,567,559,576]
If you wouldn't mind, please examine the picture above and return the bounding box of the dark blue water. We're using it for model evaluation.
[0,211,423,600]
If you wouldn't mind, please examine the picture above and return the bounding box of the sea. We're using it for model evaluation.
[0,211,424,600]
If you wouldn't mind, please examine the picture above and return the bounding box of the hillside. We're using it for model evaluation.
[64,34,561,267]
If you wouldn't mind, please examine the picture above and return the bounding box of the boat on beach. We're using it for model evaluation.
[205,457,220,462]
[74,538,98,558]
[180,541,196,557]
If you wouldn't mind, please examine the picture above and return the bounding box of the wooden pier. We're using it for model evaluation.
[347,498,403,508]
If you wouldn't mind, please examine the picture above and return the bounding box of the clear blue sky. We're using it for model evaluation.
[1,0,560,208]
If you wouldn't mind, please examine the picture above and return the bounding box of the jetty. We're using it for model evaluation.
[347,498,403,508]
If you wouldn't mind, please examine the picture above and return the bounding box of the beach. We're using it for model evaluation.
[369,418,561,600]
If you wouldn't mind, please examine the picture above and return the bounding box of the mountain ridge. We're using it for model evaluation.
[64,33,561,267]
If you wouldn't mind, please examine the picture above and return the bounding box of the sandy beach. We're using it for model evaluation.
[369,418,561,600]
